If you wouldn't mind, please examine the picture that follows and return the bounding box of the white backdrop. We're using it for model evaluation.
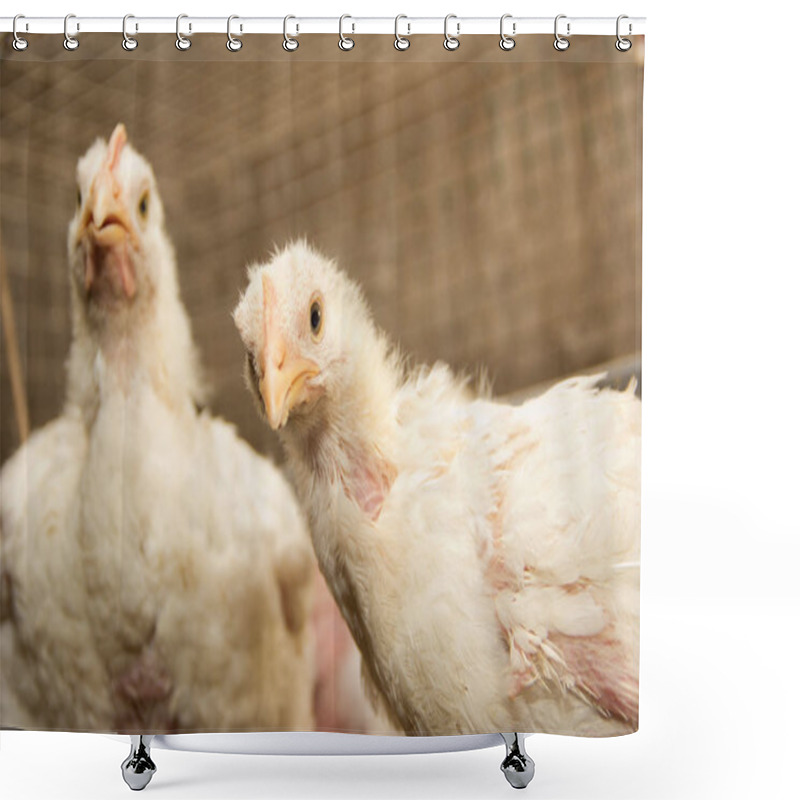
[2,1,798,799]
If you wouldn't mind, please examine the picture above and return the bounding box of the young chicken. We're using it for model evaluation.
[0,126,316,733]
[234,241,641,737]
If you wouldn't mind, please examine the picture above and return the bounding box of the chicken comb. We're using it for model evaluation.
[107,123,128,172]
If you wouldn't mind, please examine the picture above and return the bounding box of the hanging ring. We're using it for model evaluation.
[176,14,191,50]
[63,14,79,51]
[394,14,410,51]
[12,15,28,51]
[615,14,632,52]
[227,15,243,51]
[283,15,299,51]
[122,14,138,51]
[338,14,355,51]
[553,14,570,51]
[499,14,516,51]
[443,14,460,51]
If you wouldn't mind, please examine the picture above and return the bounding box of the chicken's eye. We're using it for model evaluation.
[310,299,323,340]
[76,187,82,209]
[138,191,149,220]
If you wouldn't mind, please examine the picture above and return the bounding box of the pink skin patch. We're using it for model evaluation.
[112,645,177,732]
[340,444,397,523]
[86,240,136,302]
[312,570,361,731]
[505,623,638,725]
[549,630,639,723]
[484,428,637,724]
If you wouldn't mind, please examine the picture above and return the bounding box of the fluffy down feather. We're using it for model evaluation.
[234,241,641,737]
[0,127,316,732]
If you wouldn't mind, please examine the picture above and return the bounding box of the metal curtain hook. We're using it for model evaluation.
[122,14,138,51]
[12,14,28,51]
[339,14,355,51]
[227,15,243,51]
[176,14,191,50]
[499,14,516,51]
[616,14,632,51]
[554,14,570,51]
[443,14,460,51]
[394,14,410,51]
[283,15,299,51]
[63,13,79,51]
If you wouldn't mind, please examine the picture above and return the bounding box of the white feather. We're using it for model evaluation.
[236,242,641,737]
[1,132,316,732]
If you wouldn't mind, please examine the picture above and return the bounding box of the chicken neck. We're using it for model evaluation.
[65,273,201,426]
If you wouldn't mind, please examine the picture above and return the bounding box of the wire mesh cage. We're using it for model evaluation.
[1,34,642,463]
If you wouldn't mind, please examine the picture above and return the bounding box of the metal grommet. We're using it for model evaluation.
[12,15,28,51]
[615,14,632,52]
[553,14,570,51]
[499,14,516,51]
[283,15,299,52]
[394,14,410,51]
[339,14,355,51]
[443,14,460,51]
[176,14,191,51]
[227,15,243,51]
[63,13,79,51]
[122,14,138,51]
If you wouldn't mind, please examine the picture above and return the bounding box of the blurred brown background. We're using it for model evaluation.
[1,34,642,463]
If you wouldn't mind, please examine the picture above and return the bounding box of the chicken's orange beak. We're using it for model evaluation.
[260,353,320,430]
[75,123,140,298]
[258,275,320,430]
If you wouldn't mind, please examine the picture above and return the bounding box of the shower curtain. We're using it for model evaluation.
[0,29,643,739]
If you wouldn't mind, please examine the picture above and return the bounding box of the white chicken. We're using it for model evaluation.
[234,241,641,737]
[0,125,317,733]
